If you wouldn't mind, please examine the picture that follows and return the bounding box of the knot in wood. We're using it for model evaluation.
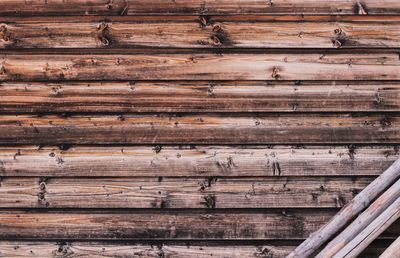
[97,22,111,46]
[210,34,222,46]
[271,67,280,79]
[334,28,343,35]
[0,25,11,42]
[332,39,342,48]
[199,15,210,27]
[356,1,368,15]
[212,24,222,33]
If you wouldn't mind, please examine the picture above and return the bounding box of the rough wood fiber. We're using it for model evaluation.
[1,81,399,113]
[1,16,400,49]
[0,114,399,144]
[1,146,398,177]
[1,53,400,81]
[0,0,399,15]
[0,177,374,208]
[0,210,398,240]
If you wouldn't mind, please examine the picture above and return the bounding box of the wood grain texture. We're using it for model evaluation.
[0,0,400,15]
[0,177,374,208]
[1,146,398,177]
[1,52,400,81]
[0,114,399,144]
[315,178,400,258]
[1,81,399,113]
[1,16,400,49]
[288,158,400,258]
[0,210,398,240]
[0,241,389,258]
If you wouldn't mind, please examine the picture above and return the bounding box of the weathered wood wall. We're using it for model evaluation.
[0,1,399,257]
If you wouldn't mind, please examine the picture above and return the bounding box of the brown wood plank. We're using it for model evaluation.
[3,145,398,177]
[1,146,398,177]
[1,16,400,49]
[0,114,399,144]
[0,210,398,240]
[1,53,399,81]
[0,241,389,258]
[1,81,399,113]
[0,177,374,208]
[0,0,399,16]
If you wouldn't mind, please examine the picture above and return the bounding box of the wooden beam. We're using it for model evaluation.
[0,0,399,16]
[315,178,400,257]
[334,196,400,258]
[1,146,397,177]
[1,81,400,113]
[286,158,400,258]
[0,114,399,145]
[1,52,400,81]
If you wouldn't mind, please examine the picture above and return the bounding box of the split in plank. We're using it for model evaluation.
[1,53,400,81]
[0,114,399,144]
[1,16,400,49]
[0,0,399,16]
[1,81,399,113]
[1,145,398,177]
[0,177,375,208]
[0,209,398,240]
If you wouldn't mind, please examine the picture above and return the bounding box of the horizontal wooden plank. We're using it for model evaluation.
[0,241,389,258]
[1,146,398,177]
[0,114,399,144]
[1,0,400,15]
[0,210,398,240]
[1,81,400,113]
[1,53,399,81]
[0,177,374,208]
[1,16,400,49]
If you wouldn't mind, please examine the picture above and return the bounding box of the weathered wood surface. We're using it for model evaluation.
[379,236,400,258]
[1,81,400,113]
[1,53,400,81]
[2,146,398,177]
[0,210,398,240]
[0,114,399,144]
[335,196,400,258]
[1,0,400,16]
[0,241,389,258]
[287,158,400,258]
[0,177,374,208]
[1,16,400,49]
[316,178,400,257]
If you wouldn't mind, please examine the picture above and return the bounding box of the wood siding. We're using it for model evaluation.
[0,1,399,257]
